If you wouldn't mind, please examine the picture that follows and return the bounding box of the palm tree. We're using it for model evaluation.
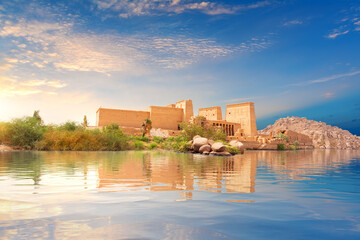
[82,115,88,127]
[141,118,152,137]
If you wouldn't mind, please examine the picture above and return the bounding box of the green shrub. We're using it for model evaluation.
[7,116,46,149]
[59,121,83,132]
[132,136,149,142]
[104,123,120,131]
[152,136,164,144]
[211,128,227,142]
[277,132,289,142]
[103,129,128,151]
[180,122,228,142]
[180,122,204,140]
[0,122,11,145]
[36,129,105,151]
[226,146,240,155]
[171,141,191,152]
[277,144,285,151]
[174,136,188,142]
[289,145,297,150]
[134,140,145,150]
[294,141,299,147]
[166,136,175,141]
[35,127,128,151]
[148,142,157,150]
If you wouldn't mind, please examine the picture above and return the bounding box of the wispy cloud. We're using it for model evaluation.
[222,97,256,103]
[93,0,272,18]
[327,8,360,39]
[283,20,303,26]
[0,74,66,97]
[292,70,360,86]
[0,16,271,74]
[327,29,349,39]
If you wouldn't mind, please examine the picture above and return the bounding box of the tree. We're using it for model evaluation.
[33,110,42,124]
[82,115,88,127]
[141,118,152,137]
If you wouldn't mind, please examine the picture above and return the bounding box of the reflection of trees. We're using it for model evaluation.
[3,152,44,185]
[2,151,102,186]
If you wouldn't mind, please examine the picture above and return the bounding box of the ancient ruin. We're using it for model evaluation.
[96,100,258,140]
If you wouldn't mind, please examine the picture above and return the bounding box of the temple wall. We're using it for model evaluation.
[225,102,257,137]
[199,106,222,121]
[175,100,194,122]
[149,106,184,130]
[96,108,150,128]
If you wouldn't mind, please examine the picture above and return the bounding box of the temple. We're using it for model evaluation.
[95,99,257,140]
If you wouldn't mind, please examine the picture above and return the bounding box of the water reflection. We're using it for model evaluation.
[1,150,360,240]
[97,151,257,198]
[1,150,359,198]
[256,150,360,180]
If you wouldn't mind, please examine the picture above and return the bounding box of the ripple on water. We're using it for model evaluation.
[0,150,360,239]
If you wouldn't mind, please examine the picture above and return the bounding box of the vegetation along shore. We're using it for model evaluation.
[2,111,359,154]
[0,111,244,155]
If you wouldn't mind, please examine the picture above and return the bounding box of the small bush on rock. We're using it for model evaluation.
[277,144,285,150]
[289,145,297,150]
[226,146,240,155]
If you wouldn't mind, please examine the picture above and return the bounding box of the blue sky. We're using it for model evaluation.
[0,0,359,134]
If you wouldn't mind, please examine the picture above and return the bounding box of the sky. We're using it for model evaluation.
[0,0,359,134]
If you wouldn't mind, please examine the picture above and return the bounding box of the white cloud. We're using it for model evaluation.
[22,79,67,88]
[283,20,303,26]
[0,18,271,74]
[223,97,255,103]
[327,29,349,39]
[327,11,360,38]
[310,70,360,84]
[292,70,360,86]
[93,0,271,18]
[0,72,66,97]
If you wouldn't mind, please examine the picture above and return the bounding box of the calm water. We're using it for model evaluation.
[0,150,360,240]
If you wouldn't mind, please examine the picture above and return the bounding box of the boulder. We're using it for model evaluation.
[193,135,201,140]
[229,140,238,147]
[193,137,208,152]
[210,151,232,156]
[211,142,226,152]
[199,144,211,154]
[229,140,245,153]
[202,151,210,155]
[208,140,215,146]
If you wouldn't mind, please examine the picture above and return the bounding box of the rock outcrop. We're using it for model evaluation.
[190,136,244,156]
[259,117,360,150]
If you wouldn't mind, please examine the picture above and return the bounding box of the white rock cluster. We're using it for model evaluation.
[259,117,360,149]
[189,135,244,156]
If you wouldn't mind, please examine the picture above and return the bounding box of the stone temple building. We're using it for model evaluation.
[96,100,257,140]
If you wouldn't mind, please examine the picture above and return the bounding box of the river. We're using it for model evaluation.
[0,150,359,239]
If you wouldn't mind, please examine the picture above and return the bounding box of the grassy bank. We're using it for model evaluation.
[0,112,228,152]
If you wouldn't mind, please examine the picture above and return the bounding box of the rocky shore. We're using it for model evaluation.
[259,117,360,150]
[188,135,244,156]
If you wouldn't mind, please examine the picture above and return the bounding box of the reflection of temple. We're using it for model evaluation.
[97,152,257,199]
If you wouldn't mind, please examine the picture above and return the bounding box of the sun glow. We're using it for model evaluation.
[0,97,9,121]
